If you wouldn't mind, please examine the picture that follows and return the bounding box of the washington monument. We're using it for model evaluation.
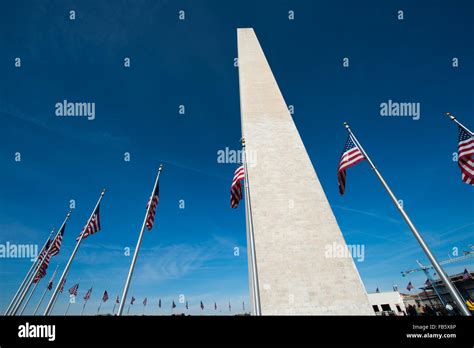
[237,28,373,315]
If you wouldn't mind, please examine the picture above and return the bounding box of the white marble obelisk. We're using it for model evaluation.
[237,28,373,315]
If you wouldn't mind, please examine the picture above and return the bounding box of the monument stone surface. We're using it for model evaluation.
[237,28,373,315]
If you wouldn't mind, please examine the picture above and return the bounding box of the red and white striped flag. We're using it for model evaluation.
[230,165,245,208]
[338,136,365,195]
[59,278,66,293]
[406,281,414,291]
[84,287,93,301]
[457,126,474,185]
[77,204,101,241]
[102,290,109,302]
[33,249,52,283]
[49,223,66,256]
[131,296,136,305]
[69,283,79,296]
[145,182,160,230]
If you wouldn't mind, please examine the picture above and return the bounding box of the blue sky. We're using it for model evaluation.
[0,0,473,315]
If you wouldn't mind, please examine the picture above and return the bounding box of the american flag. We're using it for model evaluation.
[47,279,53,290]
[145,181,160,230]
[59,278,66,293]
[158,298,161,308]
[131,296,135,305]
[406,281,414,291]
[425,279,432,287]
[102,291,109,302]
[337,135,365,195]
[37,239,51,264]
[229,302,231,312]
[457,126,474,185]
[115,295,120,304]
[185,301,188,310]
[49,224,66,256]
[214,302,217,311]
[375,287,380,293]
[230,165,245,208]
[77,204,101,241]
[172,300,176,309]
[84,287,93,301]
[463,268,471,280]
[200,301,204,310]
[33,246,52,283]
[143,297,147,306]
[69,283,79,296]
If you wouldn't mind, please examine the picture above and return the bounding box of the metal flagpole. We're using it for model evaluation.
[64,278,79,316]
[13,211,71,315]
[343,122,471,316]
[241,139,262,315]
[81,284,93,316]
[33,264,59,315]
[5,229,55,315]
[446,112,473,135]
[10,227,56,315]
[44,190,105,315]
[64,300,72,315]
[112,295,118,315]
[97,299,102,315]
[117,166,163,316]
[19,278,40,315]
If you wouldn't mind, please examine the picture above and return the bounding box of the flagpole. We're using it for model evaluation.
[14,211,72,316]
[11,228,59,315]
[81,283,93,316]
[32,264,59,315]
[44,190,105,315]
[241,139,262,315]
[343,122,471,316]
[5,229,55,315]
[97,300,102,315]
[112,295,118,315]
[117,165,163,316]
[446,112,473,135]
[64,300,72,315]
[19,278,41,315]
[50,280,62,312]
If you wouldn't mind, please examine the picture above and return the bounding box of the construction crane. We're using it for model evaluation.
[401,248,474,276]
[401,248,474,308]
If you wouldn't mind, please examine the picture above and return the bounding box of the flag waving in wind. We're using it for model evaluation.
[77,204,101,240]
[84,287,93,301]
[69,283,79,296]
[338,135,365,195]
[58,278,66,293]
[145,181,160,230]
[406,282,414,291]
[50,223,66,256]
[230,165,245,208]
[457,126,474,185]
[102,291,109,302]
